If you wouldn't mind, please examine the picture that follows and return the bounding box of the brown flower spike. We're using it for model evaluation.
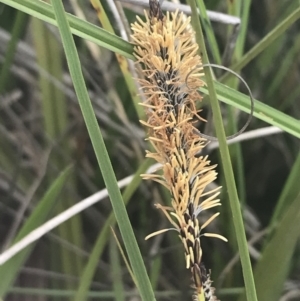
[131,1,227,300]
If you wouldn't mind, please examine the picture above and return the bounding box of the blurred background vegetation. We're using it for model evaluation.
[0,0,299,301]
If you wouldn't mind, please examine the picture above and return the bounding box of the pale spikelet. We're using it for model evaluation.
[131,1,225,300]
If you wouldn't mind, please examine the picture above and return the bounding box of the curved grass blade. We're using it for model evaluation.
[51,2,155,301]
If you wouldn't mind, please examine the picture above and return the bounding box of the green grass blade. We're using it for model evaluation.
[265,40,300,102]
[149,257,162,290]
[195,0,221,64]
[32,15,84,282]
[110,237,125,301]
[239,194,300,301]
[225,0,251,207]
[74,158,152,301]
[227,0,251,57]
[0,0,133,59]
[226,5,300,75]
[200,82,300,138]
[189,0,258,300]
[269,152,300,232]
[0,166,72,297]
[0,10,27,94]
[50,2,155,301]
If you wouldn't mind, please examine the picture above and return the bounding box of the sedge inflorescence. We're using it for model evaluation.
[131,0,226,299]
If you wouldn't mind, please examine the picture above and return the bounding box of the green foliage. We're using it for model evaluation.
[0,0,299,301]
[0,166,72,297]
